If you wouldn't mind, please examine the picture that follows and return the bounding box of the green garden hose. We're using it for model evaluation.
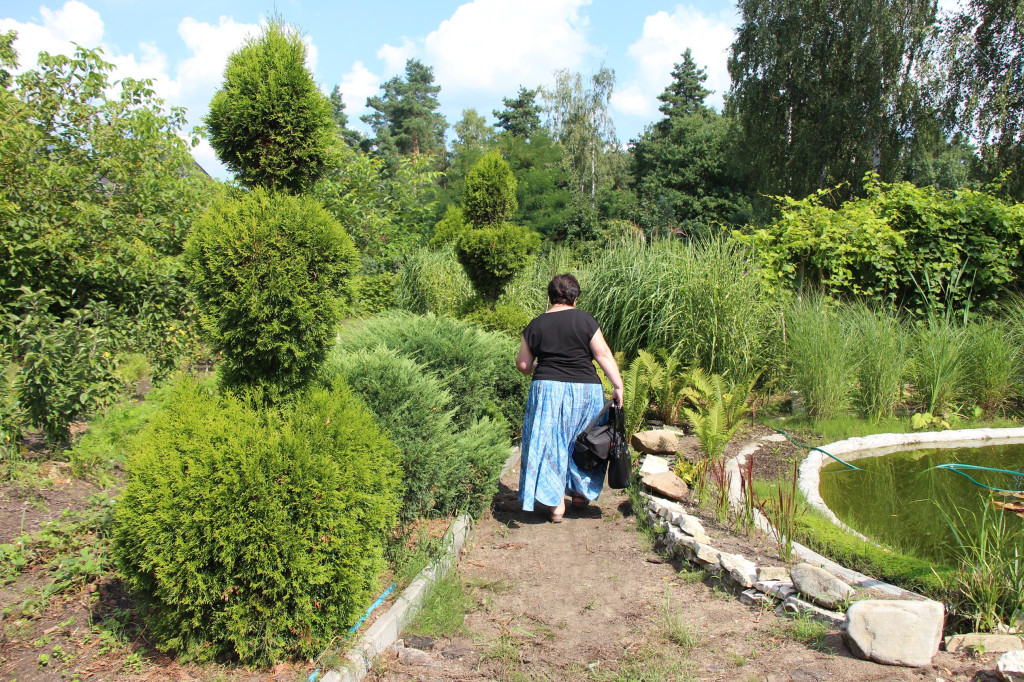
[773,429,864,471]
[928,463,1024,493]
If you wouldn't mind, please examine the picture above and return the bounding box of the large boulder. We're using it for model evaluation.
[843,600,944,667]
[631,429,684,454]
[998,650,1024,682]
[642,471,689,501]
[790,563,855,610]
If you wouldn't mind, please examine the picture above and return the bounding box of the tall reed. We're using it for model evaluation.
[784,296,858,420]
[961,319,1021,413]
[848,303,911,421]
[580,237,780,380]
[911,317,966,414]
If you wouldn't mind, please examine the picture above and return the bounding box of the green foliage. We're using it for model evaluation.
[784,297,858,420]
[362,59,447,168]
[621,352,655,439]
[324,346,508,519]
[334,312,529,434]
[497,129,575,241]
[580,238,780,381]
[5,290,118,443]
[493,87,543,139]
[457,224,541,301]
[112,379,402,666]
[314,144,441,270]
[911,317,966,414]
[393,246,474,316]
[205,19,335,193]
[429,205,469,250]
[463,151,518,227]
[0,45,214,392]
[461,299,533,337]
[680,369,753,461]
[849,304,912,421]
[407,570,471,637]
[184,188,359,397]
[961,319,1021,414]
[737,176,1024,314]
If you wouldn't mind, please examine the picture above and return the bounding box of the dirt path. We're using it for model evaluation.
[367,458,998,682]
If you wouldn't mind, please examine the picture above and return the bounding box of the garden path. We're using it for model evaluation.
[365,453,998,682]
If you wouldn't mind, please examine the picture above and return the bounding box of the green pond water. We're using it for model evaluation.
[818,442,1024,565]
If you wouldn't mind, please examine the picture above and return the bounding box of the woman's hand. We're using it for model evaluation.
[612,386,623,408]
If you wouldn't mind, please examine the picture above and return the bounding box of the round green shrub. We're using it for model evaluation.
[324,346,508,519]
[461,298,533,337]
[428,204,468,250]
[184,188,359,396]
[112,378,402,666]
[393,246,473,317]
[463,151,518,227]
[205,19,336,194]
[456,224,541,301]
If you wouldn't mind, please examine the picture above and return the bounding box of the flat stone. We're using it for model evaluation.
[757,566,790,582]
[398,647,432,666]
[782,595,846,627]
[754,579,781,594]
[945,633,1023,654]
[998,650,1024,681]
[639,454,671,475]
[760,433,788,443]
[843,599,944,668]
[789,667,828,682]
[692,542,720,567]
[642,471,689,501]
[632,429,685,454]
[791,563,856,610]
[440,644,474,660]
[740,588,773,607]
[719,552,758,588]
[675,513,709,543]
[768,583,797,600]
[403,635,436,650]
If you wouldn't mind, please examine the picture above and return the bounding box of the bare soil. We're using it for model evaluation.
[366,453,1002,682]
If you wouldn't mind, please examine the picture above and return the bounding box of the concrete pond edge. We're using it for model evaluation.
[320,447,520,682]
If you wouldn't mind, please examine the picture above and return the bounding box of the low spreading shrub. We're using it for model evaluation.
[393,246,473,317]
[324,347,508,519]
[460,298,533,337]
[112,379,402,666]
[184,188,359,397]
[335,312,529,435]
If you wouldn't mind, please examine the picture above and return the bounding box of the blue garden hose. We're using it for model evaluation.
[774,429,863,471]
[927,463,1024,493]
[349,582,397,634]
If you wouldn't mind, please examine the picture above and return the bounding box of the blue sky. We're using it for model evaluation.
[1,1,772,177]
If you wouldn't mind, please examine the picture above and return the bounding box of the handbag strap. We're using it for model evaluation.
[581,400,613,433]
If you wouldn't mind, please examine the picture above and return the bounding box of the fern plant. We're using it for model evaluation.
[680,369,757,461]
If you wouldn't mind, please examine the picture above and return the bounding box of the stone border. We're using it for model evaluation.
[320,447,520,682]
[797,428,1024,538]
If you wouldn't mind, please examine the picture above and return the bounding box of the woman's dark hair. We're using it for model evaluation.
[548,273,580,306]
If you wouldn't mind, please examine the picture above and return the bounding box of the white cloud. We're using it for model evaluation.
[422,0,593,93]
[0,0,103,68]
[176,16,261,95]
[611,5,738,121]
[338,59,382,123]
[377,37,416,76]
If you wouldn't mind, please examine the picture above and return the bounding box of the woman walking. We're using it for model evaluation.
[515,274,624,522]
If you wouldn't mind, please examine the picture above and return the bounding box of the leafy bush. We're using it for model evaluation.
[353,271,397,316]
[429,204,469,251]
[393,246,474,317]
[462,151,518,227]
[184,188,359,396]
[205,19,335,194]
[335,312,529,434]
[456,224,541,301]
[113,379,402,666]
[325,347,508,519]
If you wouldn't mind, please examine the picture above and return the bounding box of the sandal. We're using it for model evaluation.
[570,494,589,508]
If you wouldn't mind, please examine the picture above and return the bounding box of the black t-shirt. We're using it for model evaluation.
[522,308,602,384]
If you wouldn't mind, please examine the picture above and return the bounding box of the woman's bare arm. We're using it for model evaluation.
[590,329,624,407]
[515,337,535,376]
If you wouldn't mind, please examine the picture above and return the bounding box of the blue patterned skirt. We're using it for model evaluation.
[518,380,608,511]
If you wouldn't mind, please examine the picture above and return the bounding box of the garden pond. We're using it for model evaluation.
[819,441,1024,565]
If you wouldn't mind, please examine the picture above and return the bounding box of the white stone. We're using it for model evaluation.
[998,650,1024,682]
[692,542,720,567]
[791,563,856,610]
[675,514,710,543]
[740,589,773,607]
[782,595,847,627]
[768,583,797,600]
[843,600,944,668]
[719,552,758,588]
[632,429,685,454]
[398,647,432,666]
[640,454,671,475]
[757,566,790,582]
[760,433,789,442]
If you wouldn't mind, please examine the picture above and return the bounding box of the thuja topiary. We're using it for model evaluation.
[112,378,402,666]
[457,223,540,301]
[184,187,359,397]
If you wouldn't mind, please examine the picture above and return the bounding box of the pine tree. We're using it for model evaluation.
[329,85,363,149]
[493,86,542,139]
[362,59,447,167]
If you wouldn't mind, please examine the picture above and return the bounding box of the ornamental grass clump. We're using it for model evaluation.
[112,379,402,666]
[910,317,966,415]
[961,319,1021,414]
[784,296,858,420]
[848,303,912,421]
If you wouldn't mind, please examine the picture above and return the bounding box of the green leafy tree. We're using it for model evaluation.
[329,84,364,149]
[631,51,749,229]
[429,204,468,250]
[205,19,335,193]
[463,151,518,227]
[493,86,543,139]
[0,30,17,88]
[727,0,937,200]
[942,0,1024,199]
[362,58,447,167]
[443,108,497,200]
[184,188,360,397]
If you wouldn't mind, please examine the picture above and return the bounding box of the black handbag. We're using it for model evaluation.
[571,400,614,470]
[606,404,631,489]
